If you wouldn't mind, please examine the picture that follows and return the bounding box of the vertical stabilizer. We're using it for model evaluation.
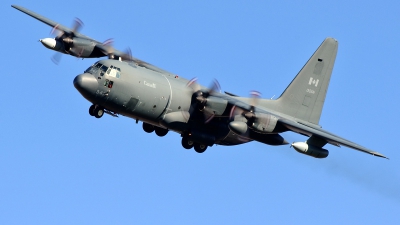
[272,38,338,125]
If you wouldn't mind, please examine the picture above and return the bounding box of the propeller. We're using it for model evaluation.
[183,78,222,123]
[101,38,132,61]
[227,90,262,140]
[98,40,171,75]
[51,52,62,65]
[229,90,261,124]
[51,17,83,41]
[227,91,288,145]
[48,18,84,64]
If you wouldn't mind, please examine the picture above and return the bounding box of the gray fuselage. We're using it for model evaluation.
[73,59,247,146]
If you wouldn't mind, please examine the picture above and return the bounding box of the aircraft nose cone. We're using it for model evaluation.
[74,73,98,99]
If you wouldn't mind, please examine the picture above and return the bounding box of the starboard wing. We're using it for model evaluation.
[279,118,388,159]
[216,92,388,159]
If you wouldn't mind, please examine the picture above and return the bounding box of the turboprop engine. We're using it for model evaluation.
[248,112,278,133]
[229,112,278,134]
[40,37,96,57]
[228,114,288,146]
[291,142,329,158]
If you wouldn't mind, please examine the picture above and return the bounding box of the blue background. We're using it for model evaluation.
[2,1,399,224]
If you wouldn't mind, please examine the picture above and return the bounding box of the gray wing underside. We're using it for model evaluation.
[11,5,175,76]
[279,119,387,159]
[214,93,388,159]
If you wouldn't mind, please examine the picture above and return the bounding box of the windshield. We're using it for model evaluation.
[85,62,103,74]
[84,62,121,78]
[107,65,121,78]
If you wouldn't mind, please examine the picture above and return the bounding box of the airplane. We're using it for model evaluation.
[12,5,388,159]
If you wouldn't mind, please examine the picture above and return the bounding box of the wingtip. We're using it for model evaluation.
[372,152,389,160]
[11,5,22,10]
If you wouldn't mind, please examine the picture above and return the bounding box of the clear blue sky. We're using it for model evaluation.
[2,1,400,224]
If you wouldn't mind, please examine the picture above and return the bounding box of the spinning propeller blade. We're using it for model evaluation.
[48,17,84,64]
[230,90,262,121]
[184,78,222,123]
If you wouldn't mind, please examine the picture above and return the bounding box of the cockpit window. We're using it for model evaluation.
[85,63,100,74]
[105,65,122,78]
[84,67,92,73]
[100,65,108,72]
[84,63,121,78]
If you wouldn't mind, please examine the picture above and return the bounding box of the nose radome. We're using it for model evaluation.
[73,73,98,96]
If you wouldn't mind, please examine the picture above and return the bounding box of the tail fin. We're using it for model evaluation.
[269,38,338,125]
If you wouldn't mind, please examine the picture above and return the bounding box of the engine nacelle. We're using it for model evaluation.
[203,96,228,116]
[228,120,248,135]
[40,37,97,58]
[228,120,288,145]
[250,113,278,133]
[291,142,329,158]
[67,37,96,57]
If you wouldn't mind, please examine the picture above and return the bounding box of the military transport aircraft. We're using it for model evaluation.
[12,5,387,159]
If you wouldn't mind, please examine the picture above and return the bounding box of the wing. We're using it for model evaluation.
[214,92,388,159]
[11,5,96,41]
[279,118,388,159]
[95,45,176,75]
[11,5,176,75]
